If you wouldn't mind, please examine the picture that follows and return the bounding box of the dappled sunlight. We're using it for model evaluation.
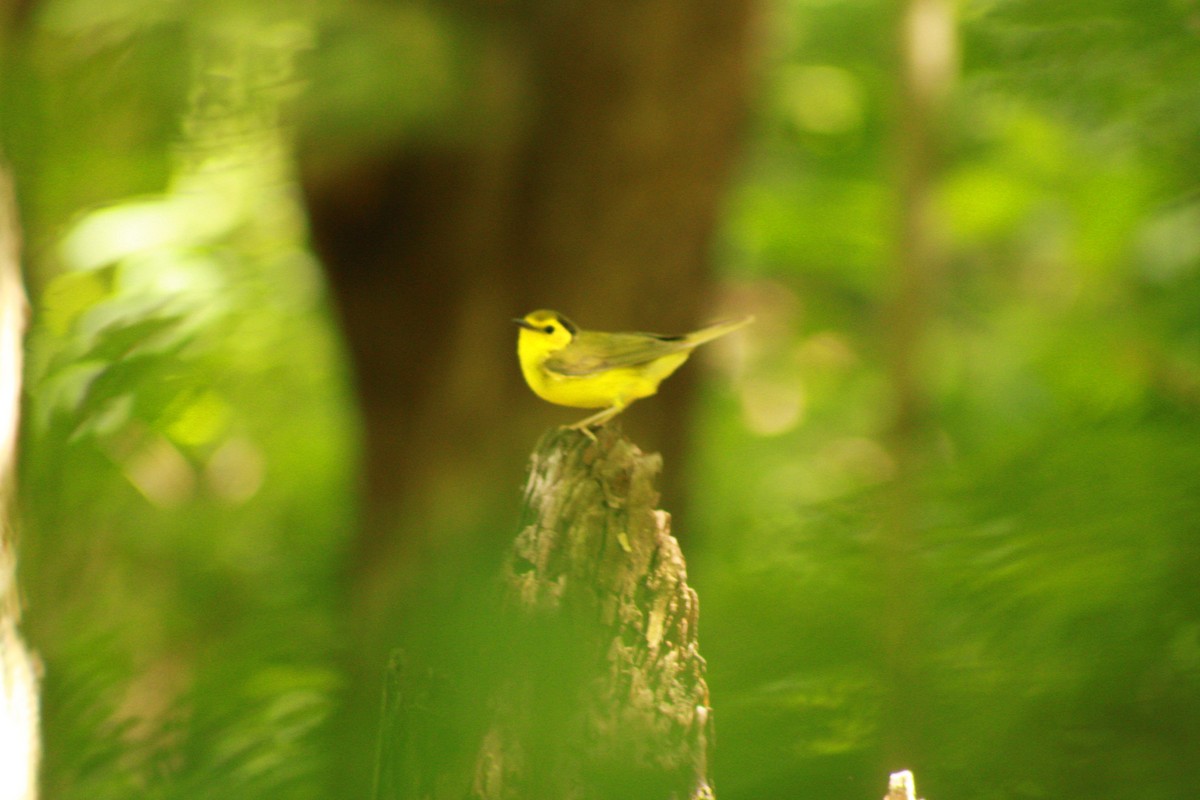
[59,195,240,274]
[121,432,195,508]
[13,8,354,798]
[777,64,865,136]
[204,436,266,506]
[27,10,334,514]
[740,373,807,436]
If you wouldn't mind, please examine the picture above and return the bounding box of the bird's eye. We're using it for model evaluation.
[543,325,556,334]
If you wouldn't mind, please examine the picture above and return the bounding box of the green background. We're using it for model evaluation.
[3,0,1199,797]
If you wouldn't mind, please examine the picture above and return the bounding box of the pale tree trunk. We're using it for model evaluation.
[0,165,40,800]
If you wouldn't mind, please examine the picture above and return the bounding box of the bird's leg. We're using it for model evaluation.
[565,400,629,438]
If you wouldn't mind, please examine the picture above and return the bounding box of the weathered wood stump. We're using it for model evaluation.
[374,425,714,799]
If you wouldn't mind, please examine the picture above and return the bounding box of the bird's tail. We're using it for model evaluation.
[683,315,755,348]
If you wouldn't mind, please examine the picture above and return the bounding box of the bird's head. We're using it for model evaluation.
[514,309,577,356]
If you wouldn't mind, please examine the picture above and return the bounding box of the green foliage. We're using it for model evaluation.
[696,0,1200,797]
[5,0,1200,797]
[10,5,356,797]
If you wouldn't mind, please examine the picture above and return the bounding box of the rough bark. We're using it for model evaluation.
[375,426,715,800]
[0,165,40,800]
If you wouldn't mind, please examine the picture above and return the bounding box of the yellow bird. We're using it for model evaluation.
[514,309,753,433]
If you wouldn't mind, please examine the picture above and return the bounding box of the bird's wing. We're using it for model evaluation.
[543,331,690,377]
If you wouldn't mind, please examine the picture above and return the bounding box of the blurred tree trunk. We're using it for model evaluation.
[300,2,756,794]
[0,165,40,800]
[879,0,956,777]
[0,0,37,35]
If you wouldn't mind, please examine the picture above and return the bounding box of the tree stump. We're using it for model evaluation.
[374,425,715,799]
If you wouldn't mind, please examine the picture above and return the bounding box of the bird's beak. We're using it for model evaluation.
[512,318,538,331]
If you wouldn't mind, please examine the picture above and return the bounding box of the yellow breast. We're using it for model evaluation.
[520,351,690,409]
